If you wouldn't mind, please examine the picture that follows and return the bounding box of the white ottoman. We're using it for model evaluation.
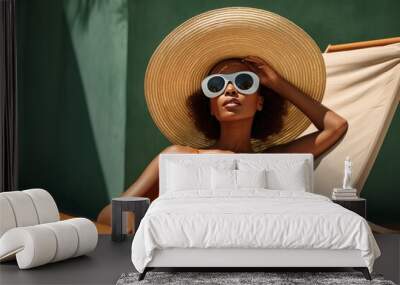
[0,189,98,269]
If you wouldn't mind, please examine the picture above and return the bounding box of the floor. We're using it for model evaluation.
[0,234,399,285]
[0,235,134,285]
[374,234,400,284]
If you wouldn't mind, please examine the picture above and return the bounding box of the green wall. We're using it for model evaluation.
[17,0,127,219]
[18,0,399,224]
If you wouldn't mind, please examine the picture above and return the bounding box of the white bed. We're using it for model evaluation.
[130,153,381,280]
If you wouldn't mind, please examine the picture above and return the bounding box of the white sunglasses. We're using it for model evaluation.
[201,71,260,98]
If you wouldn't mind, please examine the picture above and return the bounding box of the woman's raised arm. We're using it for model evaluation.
[242,56,348,159]
[263,76,348,159]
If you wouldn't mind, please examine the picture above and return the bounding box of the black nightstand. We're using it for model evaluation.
[111,197,150,242]
[332,198,366,219]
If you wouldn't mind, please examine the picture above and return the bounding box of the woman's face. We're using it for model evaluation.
[208,59,264,122]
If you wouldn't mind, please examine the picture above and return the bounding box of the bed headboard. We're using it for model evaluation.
[159,153,314,195]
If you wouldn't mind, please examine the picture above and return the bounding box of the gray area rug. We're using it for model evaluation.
[116,271,396,285]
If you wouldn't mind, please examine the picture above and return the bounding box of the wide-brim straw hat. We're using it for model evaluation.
[144,7,326,152]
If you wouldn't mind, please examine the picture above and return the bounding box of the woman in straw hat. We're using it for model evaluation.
[96,7,348,228]
[184,55,348,155]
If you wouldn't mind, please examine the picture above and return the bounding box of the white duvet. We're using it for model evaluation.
[131,189,381,273]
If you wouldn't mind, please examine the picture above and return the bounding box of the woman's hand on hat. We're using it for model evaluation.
[241,56,283,90]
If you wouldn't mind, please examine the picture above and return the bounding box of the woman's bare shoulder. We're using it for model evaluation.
[161,144,199,154]
[160,144,235,155]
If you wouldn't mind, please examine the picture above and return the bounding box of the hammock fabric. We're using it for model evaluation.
[299,42,400,197]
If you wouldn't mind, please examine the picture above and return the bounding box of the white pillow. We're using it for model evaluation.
[266,161,308,191]
[237,169,267,188]
[211,168,268,190]
[237,159,309,191]
[211,168,236,190]
[166,159,235,191]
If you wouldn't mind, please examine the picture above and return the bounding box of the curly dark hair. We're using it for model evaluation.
[186,61,288,142]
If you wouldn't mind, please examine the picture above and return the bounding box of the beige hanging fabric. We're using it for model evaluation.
[299,43,400,197]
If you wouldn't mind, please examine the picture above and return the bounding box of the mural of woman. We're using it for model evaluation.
[96,55,348,227]
[96,7,348,228]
